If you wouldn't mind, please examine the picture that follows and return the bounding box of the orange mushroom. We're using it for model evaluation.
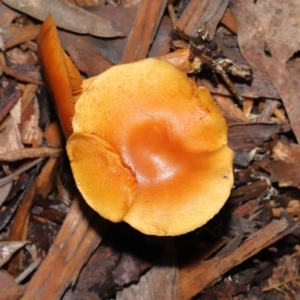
[66,59,233,236]
[38,15,83,139]
[39,15,233,236]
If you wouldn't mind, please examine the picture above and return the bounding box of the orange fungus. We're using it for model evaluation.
[66,58,234,236]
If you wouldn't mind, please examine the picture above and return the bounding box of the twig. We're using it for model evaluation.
[179,218,297,300]
[21,195,110,300]
[15,258,42,284]
[121,0,167,63]
[262,276,300,292]
[0,157,43,188]
[0,147,61,162]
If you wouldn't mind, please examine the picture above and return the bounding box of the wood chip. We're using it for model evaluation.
[179,218,294,300]
[21,196,110,300]
[121,0,167,63]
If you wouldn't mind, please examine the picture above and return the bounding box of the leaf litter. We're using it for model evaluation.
[0,0,300,299]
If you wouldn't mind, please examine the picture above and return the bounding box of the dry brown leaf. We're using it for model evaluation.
[268,141,300,189]
[230,0,300,143]
[0,115,23,154]
[0,241,28,268]
[58,6,137,66]
[3,0,121,37]
[5,24,41,49]
[0,3,21,29]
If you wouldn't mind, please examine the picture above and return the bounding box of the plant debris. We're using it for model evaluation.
[0,1,300,300]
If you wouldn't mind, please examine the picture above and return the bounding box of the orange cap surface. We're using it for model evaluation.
[38,15,82,139]
[66,58,233,236]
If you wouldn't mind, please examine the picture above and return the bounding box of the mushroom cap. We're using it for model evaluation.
[38,15,82,139]
[66,58,233,236]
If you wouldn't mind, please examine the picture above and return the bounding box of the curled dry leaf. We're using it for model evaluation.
[3,0,121,37]
[5,24,41,49]
[0,241,28,267]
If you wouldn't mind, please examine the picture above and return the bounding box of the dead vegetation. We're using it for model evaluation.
[0,1,300,299]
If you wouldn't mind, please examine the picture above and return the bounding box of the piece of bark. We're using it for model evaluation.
[0,89,22,123]
[0,172,37,231]
[228,179,269,206]
[0,270,24,300]
[256,99,279,122]
[73,0,103,6]
[0,62,43,85]
[20,100,43,147]
[116,237,180,300]
[21,196,110,300]
[214,94,248,123]
[233,200,258,218]
[121,0,167,63]
[0,114,23,155]
[228,122,291,152]
[64,224,160,299]
[7,178,37,276]
[0,147,60,161]
[179,218,294,300]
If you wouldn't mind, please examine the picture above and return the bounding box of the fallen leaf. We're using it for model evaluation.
[267,141,300,189]
[5,24,41,49]
[3,0,121,37]
[0,182,12,207]
[0,241,28,267]
[230,0,300,143]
